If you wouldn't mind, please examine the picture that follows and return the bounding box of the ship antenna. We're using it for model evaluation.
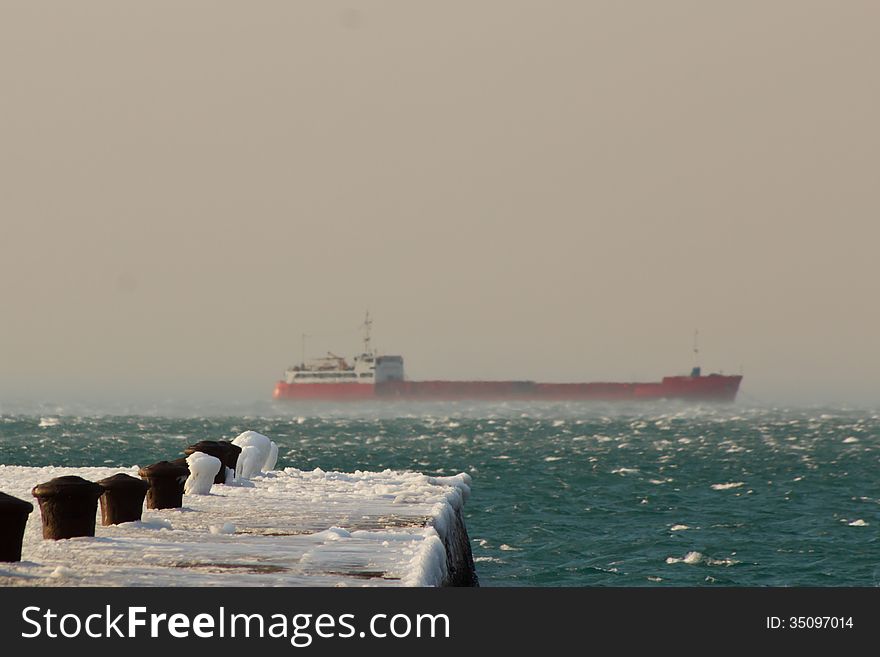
[301,333,308,367]
[692,329,701,376]
[362,311,373,355]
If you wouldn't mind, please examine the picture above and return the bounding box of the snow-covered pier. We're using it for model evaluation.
[0,465,477,587]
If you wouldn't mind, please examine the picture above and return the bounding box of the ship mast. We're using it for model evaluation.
[692,329,701,377]
[362,311,373,355]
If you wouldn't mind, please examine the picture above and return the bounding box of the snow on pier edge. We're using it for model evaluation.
[0,465,477,587]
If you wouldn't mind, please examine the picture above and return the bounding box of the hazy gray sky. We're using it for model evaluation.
[1,1,877,406]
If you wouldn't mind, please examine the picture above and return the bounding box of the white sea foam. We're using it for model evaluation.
[474,556,504,564]
[666,551,703,565]
[670,524,690,532]
[848,519,868,527]
[711,482,745,490]
[707,557,739,566]
[38,417,61,428]
[683,552,701,565]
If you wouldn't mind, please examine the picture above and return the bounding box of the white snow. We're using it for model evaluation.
[0,463,471,587]
[311,527,352,541]
[184,452,221,495]
[49,565,75,578]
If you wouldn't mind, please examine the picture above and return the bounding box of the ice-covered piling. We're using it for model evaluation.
[236,445,263,479]
[263,441,279,472]
[0,492,33,562]
[231,431,272,478]
[184,441,239,484]
[217,440,242,480]
[184,452,222,495]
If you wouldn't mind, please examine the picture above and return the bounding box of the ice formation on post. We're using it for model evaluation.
[236,445,262,480]
[184,452,221,495]
[262,441,279,472]
[231,431,272,478]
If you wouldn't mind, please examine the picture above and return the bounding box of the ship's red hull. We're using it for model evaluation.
[272,382,376,400]
[273,374,742,402]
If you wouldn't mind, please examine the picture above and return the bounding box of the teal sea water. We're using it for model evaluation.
[1,402,878,586]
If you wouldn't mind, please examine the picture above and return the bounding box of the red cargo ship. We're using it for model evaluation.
[273,315,742,403]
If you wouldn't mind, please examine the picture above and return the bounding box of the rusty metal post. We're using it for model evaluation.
[0,492,34,561]
[138,461,189,510]
[31,476,104,540]
[97,473,150,525]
